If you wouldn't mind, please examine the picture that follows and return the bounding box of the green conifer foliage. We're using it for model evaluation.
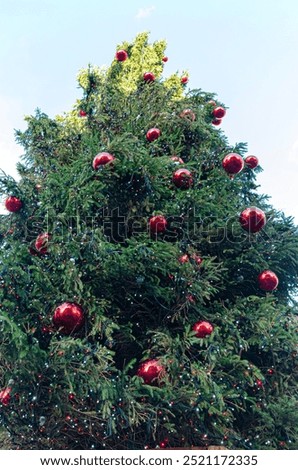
[0,33,297,450]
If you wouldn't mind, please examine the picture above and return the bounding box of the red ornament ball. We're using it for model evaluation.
[192,320,214,338]
[92,152,115,170]
[191,254,203,265]
[5,196,23,213]
[258,270,279,291]
[53,302,85,335]
[239,207,266,233]
[208,100,217,107]
[35,232,51,254]
[256,379,263,388]
[149,215,167,234]
[186,294,196,303]
[0,387,12,406]
[213,106,226,119]
[173,168,193,189]
[137,359,164,385]
[181,75,188,84]
[222,153,244,175]
[179,254,189,264]
[115,49,128,62]
[146,128,161,142]
[212,118,222,126]
[79,110,87,117]
[162,56,168,62]
[143,72,155,82]
[245,155,259,169]
[180,109,196,121]
[170,156,184,164]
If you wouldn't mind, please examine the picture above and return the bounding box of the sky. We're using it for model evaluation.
[0,0,298,222]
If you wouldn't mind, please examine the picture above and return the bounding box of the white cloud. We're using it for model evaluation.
[135,5,155,19]
[289,138,298,164]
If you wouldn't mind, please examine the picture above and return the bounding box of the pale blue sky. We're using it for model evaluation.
[1,0,298,221]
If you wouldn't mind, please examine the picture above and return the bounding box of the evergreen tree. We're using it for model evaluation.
[0,32,297,450]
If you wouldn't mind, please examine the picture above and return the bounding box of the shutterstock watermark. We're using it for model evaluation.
[12,207,275,246]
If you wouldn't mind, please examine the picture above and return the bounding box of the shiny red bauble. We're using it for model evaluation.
[213,106,226,119]
[173,168,193,189]
[35,232,51,254]
[79,110,87,117]
[52,302,85,335]
[170,156,184,164]
[146,128,161,142]
[178,254,189,264]
[137,359,165,385]
[5,196,23,213]
[191,254,203,265]
[181,75,188,84]
[162,56,168,62]
[222,153,244,175]
[149,215,167,233]
[208,100,217,107]
[245,155,259,169]
[212,118,222,126]
[187,294,196,303]
[0,387,12,406]
[92,152,115,170]
[192,320,214,338]
[258,270,279,291]
[143,72,155,82]
[115,49,128,62]
[180,109,196,121]
[239,207,266,233]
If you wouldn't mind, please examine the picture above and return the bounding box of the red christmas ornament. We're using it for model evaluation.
[208,100,217,107]
[191,254,203,265]
[245,155,259,169]
[143,72,155,82]
[115,49,128,62]
[212,118,222,126]
[180,109,196,121]
[68,392,76,401]
[170,156,184,164]
[35,232,51,254]
[79,110,87,117]
[159,438,169,448]
[258,270,279,291]
[137,359,164,385]
[149,215,167,234]
[53,302,85,335]
[256,379,263,388]
[239,207,266,233]
[222,153,244,175]
[0,387,12,406]
[173,168,193,189]
[5,196,22,213]
[192,320,214,338]
[181,75,189,84]
[186,294,196,303]
[179,254,189,264]
[92,152,115,170]
[162,56,168,62]
[146,128,161,142]
[213,106,226,119]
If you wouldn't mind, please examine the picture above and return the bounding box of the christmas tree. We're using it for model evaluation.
[0,32,297,450]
